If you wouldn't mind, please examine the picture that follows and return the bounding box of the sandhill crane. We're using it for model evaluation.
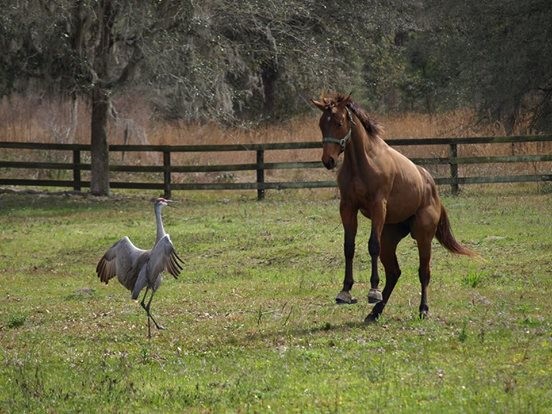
[96,197,183,338]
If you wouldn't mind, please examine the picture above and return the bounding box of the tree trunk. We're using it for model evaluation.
[90,86,110,196]
[261,63,278,116]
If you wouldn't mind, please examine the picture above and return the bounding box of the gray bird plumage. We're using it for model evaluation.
[96,197,183,338]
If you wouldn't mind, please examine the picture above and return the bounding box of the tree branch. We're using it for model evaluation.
[104,43,145,89]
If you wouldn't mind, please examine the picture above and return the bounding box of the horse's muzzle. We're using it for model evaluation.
[323,156,336,170]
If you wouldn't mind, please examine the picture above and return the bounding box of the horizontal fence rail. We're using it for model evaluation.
[1,135,551,199]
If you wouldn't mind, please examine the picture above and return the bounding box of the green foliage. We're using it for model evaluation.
[416,0,552,132]
[0,187,550,412]
[0,0,420,124]
[463,270,484,288]
[3,0,549,130]
[458,320,468,343]
[7,314,26,329]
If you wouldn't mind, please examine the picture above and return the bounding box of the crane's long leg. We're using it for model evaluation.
[140,288,165,332]
[140,287,152,338]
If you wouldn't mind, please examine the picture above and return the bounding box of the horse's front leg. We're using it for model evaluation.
[367,200,386,303]
[336,203,358,304]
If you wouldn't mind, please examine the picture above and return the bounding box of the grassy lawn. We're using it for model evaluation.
[0,185,551,413]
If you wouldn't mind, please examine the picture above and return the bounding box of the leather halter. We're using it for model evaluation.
[322,107,355,151]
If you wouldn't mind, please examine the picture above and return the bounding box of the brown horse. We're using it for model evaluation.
[312,92,475,322]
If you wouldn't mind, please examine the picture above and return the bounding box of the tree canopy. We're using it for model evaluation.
[1,0,550,131]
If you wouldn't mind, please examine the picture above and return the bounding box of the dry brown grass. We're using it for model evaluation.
[1,93,503,146]
[1,94,549,185]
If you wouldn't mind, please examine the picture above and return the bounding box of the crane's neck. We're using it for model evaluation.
[154,204,166,243]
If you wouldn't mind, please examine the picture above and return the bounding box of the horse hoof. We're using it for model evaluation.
[335,291,357,305]
[368,289,383,304]
[419,311,429,320]
[364,313,379,324]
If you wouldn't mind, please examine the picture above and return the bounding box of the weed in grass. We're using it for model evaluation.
[140,346,152,364]
[463,270,484,288]
[13,358,44,398]
[516,303,531,314]
[537,181,552,194]
[64,287,97,301]
[458,320,469,343]
[365,359,388,383]
[92,357,137,403]
[7,314,26,329]
[522,316,542,328]
[478,328,486,344]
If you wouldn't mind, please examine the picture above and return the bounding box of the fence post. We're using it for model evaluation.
[449,143,459,195]
[72,149,81,192]
[163,150,171,199]
[256,149,265,200]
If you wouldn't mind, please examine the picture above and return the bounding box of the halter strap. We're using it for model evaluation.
[323,129,351,150]
[322,108,355,151]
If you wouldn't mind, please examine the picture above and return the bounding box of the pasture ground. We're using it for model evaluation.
[0,185,551,413]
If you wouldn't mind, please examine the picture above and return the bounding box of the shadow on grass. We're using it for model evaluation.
[238,317,384,347]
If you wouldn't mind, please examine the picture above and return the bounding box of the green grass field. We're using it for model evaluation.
[1,186,551,413]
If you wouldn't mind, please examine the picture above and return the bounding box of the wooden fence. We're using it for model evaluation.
[1,135,551,200]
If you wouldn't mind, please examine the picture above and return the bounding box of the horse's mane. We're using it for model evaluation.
[346,100,383,138]
[324,93,383,139]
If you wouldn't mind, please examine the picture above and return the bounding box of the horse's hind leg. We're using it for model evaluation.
[416,237,432,319]
[411,203,439,319]
[365,224,407,323]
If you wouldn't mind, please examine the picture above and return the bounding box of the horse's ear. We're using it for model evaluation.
[311,98,326,111]
[343,92,353,104]
[336,92,352,107]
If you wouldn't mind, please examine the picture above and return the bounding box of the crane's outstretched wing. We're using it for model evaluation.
[96,236,146,284]
[147,234,184,279]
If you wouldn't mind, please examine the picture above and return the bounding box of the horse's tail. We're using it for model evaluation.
[435,205,477,257]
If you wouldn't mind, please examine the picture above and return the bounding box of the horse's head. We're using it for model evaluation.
[312,93,354,170]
